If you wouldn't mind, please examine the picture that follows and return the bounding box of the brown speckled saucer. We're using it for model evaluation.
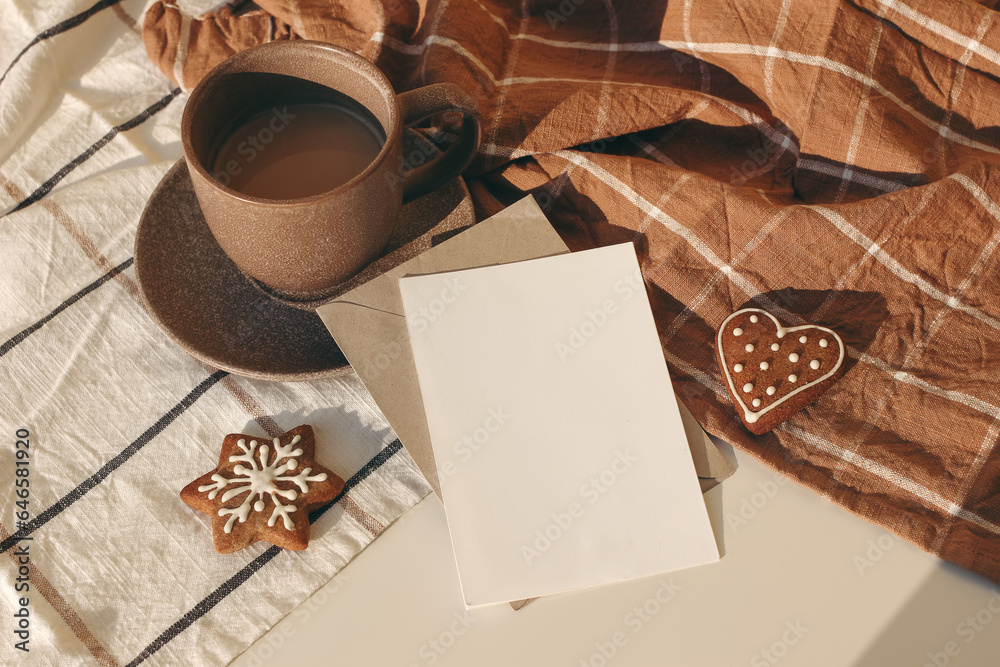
[135,159,475,381]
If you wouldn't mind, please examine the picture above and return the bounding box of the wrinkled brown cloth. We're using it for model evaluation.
[145,0,1000,585]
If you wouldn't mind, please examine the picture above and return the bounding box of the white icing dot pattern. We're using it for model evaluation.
[733,327,743,336]
[198,435,328,534]
[734,364,743,372]
[717,308,845,427]
[810,359,821,369]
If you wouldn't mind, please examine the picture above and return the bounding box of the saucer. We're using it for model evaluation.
[134,159,475,381]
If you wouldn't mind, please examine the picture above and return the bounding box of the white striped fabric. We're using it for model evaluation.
[0,2,431,665]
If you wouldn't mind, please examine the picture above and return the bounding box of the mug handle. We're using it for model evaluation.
[396,83,481,203]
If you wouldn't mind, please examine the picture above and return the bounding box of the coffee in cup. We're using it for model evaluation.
[210,93,385,200]
[182,41,481,301]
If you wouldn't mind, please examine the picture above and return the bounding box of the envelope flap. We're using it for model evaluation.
[679,400,736,481]
[318,197,567,319]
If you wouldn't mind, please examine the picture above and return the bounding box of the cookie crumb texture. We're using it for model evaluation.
[181,424,344,554]
[716,309,845,435]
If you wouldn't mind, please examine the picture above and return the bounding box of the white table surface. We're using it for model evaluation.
[232,448,1000,667]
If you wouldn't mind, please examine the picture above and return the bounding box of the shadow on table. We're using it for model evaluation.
[238,404,402,541]
[852,560,1000,666]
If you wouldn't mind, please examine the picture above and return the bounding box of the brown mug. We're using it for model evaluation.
[181,40,481,300]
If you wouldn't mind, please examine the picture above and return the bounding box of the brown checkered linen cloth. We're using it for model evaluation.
[143,1,1000,586]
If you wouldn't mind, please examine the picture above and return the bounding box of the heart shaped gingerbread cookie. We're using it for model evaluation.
[716,308,845,434]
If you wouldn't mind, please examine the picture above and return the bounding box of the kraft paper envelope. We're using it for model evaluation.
[399,243,721,606]
[317,197,734,499]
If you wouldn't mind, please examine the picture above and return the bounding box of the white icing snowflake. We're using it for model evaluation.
[198,435,328,534]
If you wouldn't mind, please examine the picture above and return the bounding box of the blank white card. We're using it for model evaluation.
[400,243,719,606]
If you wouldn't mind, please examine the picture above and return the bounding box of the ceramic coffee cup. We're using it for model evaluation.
[182,40,481,300]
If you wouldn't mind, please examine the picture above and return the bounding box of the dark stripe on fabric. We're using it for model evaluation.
[125,439,405,666]
[305,438,405,524]
[0,371,229,553]
[0,0,124,88]
[0,257,133,359]
[2,89,181,217]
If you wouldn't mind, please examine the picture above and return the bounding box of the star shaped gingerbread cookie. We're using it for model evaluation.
[181,425,344,553]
